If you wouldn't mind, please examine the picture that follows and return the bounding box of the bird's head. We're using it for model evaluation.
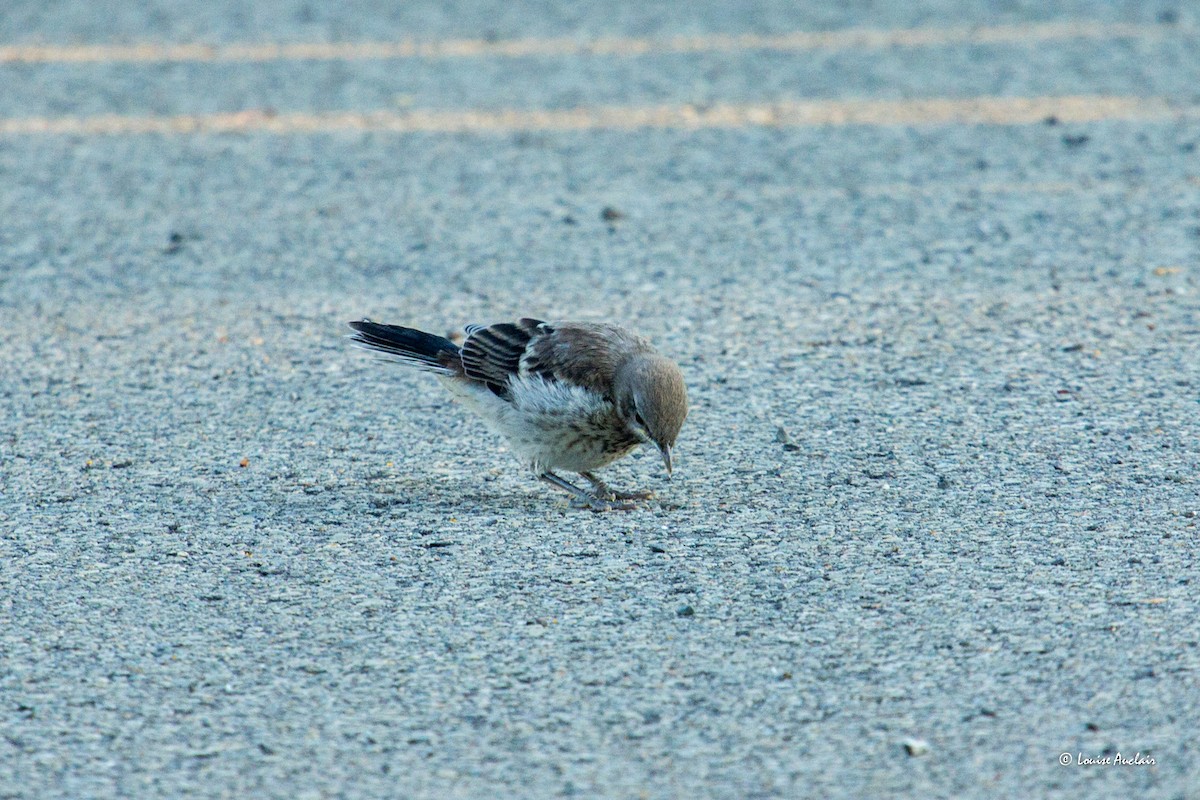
[614,354,689,475]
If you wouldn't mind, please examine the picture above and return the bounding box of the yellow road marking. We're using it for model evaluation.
[749,177,1197,201]
[0,21,1186,64]
[0,96,1186,136]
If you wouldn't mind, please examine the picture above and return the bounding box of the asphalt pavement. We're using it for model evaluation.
[2,2,1199,798]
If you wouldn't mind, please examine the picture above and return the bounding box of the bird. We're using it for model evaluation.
[347,317,688,510]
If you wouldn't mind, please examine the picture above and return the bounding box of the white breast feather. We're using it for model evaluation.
[437,374,629,473]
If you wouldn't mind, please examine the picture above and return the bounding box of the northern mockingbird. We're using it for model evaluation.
[348,317,688,510]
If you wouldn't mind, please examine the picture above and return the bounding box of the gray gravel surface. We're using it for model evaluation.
[2,2,1199,798]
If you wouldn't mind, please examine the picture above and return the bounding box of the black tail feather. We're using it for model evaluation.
[347,319,461,374]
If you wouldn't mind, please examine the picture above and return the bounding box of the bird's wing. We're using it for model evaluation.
[523,322,653,400]
[460,317,548,396]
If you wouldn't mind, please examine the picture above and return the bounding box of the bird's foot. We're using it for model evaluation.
[610,488,655,501]
[580,473,655,503]
[543,471,653,511]
[569,495,641,512]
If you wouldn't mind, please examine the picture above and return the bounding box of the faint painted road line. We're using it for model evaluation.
[0,21,1187,64]
[751,178,1165,202]
[0,96,1188,136]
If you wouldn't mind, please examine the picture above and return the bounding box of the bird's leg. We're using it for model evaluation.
[540,471,638,512]
[580,472,655,502]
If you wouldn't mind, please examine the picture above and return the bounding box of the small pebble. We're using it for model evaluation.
[774,426,801,452]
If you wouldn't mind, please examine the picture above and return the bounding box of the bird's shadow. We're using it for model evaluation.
[354,471,686,516]
[356,473,551,515]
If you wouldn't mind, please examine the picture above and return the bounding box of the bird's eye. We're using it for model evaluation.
[634,412,647,429]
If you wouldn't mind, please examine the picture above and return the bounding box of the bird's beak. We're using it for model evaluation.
[660,444,673,477]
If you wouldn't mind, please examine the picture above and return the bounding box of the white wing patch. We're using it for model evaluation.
[506,374,607,417]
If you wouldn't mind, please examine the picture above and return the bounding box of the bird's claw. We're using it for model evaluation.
[609,488,655,501]
[545,472,654,511]
[579,473,654,503]
[570,495,642,512]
